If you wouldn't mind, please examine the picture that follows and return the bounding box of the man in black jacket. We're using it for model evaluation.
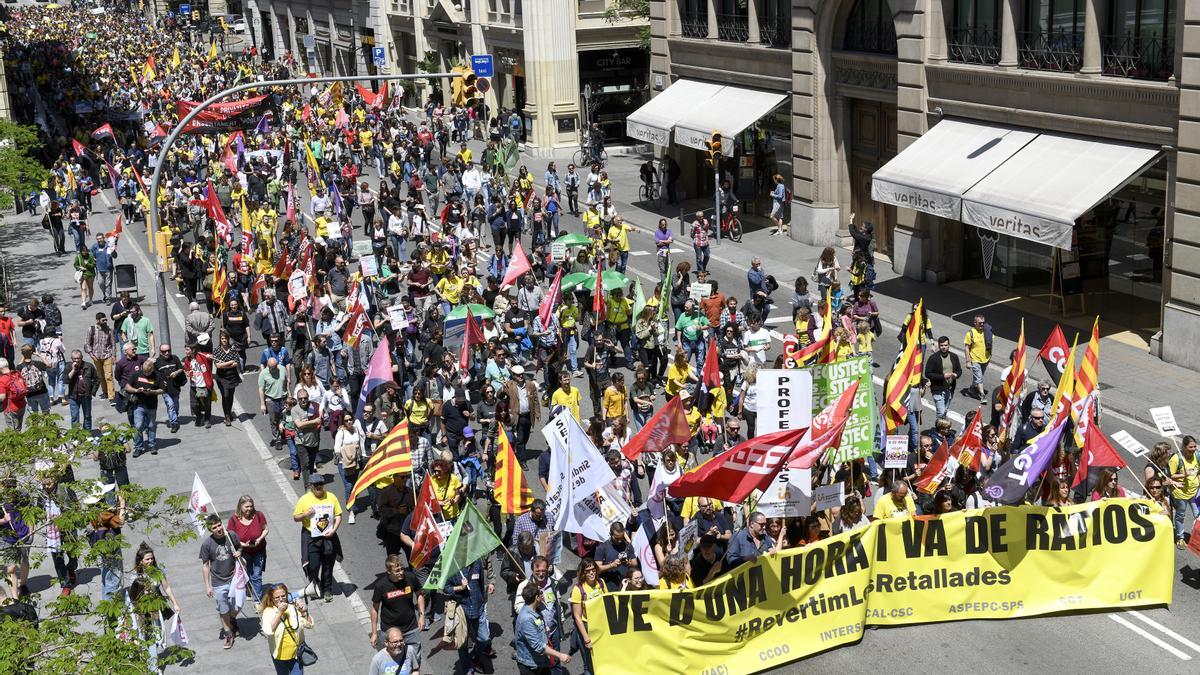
[66,350,100,430]
[924,336,962,421]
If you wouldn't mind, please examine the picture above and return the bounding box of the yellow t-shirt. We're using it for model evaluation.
[606,223,631,252]
[582,210,601,230]
[405,399,432,425]
[428,250,450,275]
[276,611,298,660]
[602,387,626,420]
[964,327,990,364]
[292,492,343,531]
[872,493,916,520]
[557,304,580,330]
[710,385,727,420]
[436,276,465,305]
[550,387,582,420]
[658,578,693,590]
[458,148,473,164]
[432,473,464,519]
[569,580,605,626]
[606,297,632,327]
[856,331,875,354]
[1169,453,1200,500]
[665,362,693,398]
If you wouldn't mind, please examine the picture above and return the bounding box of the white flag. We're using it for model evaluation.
[634,523,659,586]
[540,411,623,541]
[189,473,213,535]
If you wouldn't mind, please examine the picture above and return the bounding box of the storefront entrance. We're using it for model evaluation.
[848,98,897,255]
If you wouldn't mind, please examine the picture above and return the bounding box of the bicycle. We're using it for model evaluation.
[572,145,608,168]
[720,203,743,242]
[638,181,661,209]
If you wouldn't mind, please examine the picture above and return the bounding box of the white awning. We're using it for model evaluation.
[673,86,787,151]
[871,119,1037,220]
[625,79,724,147]
[961,134,1161,249]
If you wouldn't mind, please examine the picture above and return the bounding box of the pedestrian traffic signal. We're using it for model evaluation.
[705,131,723,168]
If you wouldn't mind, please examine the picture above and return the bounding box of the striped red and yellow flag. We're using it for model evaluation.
[998,320,1027,443]
[882,298,924,432]
[493,423,533,515]
[347,421,413,507]
[212,262,230,314]
[1070,317,1100,445]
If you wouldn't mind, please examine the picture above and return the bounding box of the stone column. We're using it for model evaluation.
[521,0,581,156]
[0,57,11,121]
[999,0,1019,68]
[1080,0,1107,74]
[707,0,718,39]
[748,0,760,43]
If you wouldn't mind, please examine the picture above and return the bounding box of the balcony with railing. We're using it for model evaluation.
[947,27,1001,65]
[1017,30,1082,72]
[1102,34,1174,81]
[716,11,750,42]
[680,4,708,38]
[758,11,790,48]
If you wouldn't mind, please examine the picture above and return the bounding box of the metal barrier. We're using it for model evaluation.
[677,205,725,246]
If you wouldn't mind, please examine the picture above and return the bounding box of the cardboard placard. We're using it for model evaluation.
[756,468,813,518]
[813,484,845,511]
[387,305,409,330]
[883,435,909,469]
[359,253,379,277]
[1149,406,1181,437]
[1110,430,1149,457]
[688,282,712,301]
[550,242,568,263]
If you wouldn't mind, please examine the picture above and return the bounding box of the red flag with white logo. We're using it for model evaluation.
[410,475,445,569]
[786,380,859,469]
[669,427,810,503]
[620,395,692,461]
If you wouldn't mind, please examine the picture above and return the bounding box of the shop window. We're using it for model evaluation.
[843,0,897,54]
[1103,0,1175,80]
[759,0,791,48]
[946,0,1001,65]
[1019,0,1083,71]
[679,0,708,38]
[716,0,749,42]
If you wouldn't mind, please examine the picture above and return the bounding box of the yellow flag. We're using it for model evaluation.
[171,46,180,70]
[208,40,217,60]
[1049,334,1077,425]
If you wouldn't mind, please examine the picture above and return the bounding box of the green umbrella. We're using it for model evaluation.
[561,271,631,293]
[553,233,593,247]
[445,304,496,321]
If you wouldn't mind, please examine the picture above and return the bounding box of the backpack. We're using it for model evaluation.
[4,371,28,403]
[19,364,46,395]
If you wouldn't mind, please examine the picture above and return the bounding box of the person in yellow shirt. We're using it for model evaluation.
[873,481,916,520]
[605,288,635,369]
[602,372,627,421]
[709,382,727,420]
[435,268,465,313]
[292,475,343,599]
[606,215,632,272]
[550,371,583,420]
[582,202,601,232]
[557,294,581,374]
[457,143,473,165]
[665,350,696,399]
[962,313,991,399]
[658,554,693,590]
[430,454,465,519]
[314,215,331,239]
[1168,437,1199,548]
[427,246,451,277]
[570,559,606,671]
[831,327,855,362]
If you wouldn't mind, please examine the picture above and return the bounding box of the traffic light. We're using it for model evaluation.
[460,69,478,107]
[705,131,723,168]
[450,66,472,106]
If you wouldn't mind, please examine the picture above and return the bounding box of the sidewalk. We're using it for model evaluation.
[0,210,370,673]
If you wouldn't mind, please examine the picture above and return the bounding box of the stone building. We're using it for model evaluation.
[639,0,1200,371]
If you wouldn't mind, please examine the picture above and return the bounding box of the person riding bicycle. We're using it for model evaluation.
[640,160,658,194]
[719,179,738,221]
[588,122,606,164]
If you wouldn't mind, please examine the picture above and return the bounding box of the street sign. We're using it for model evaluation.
[471,54,494,78]
[476,77,491,94]
[372,46,386,66]
[303,34,316,49]
[180,3,191,16]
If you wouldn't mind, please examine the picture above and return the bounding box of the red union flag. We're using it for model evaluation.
[409,475,445,569]
[620,395,692,460]
[669,428,809,503]
[787,380,859,469]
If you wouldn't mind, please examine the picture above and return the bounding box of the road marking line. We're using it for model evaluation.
[121,207,374,630]
[1109,615,1192,660]
[1129,611,1200,654]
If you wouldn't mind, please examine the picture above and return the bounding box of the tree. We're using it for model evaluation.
[0,119,49,211]
[604,0,651,49]
[0,415,197,673]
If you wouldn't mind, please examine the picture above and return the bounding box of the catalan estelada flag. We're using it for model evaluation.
[347,421,413,507]
[493,423,533,515]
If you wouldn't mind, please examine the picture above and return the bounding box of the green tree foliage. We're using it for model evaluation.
[604,0,652,49]
[0,415,196,673]
[0,119,49,211]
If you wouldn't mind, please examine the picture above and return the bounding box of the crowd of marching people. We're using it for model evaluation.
[0,4,1196,675]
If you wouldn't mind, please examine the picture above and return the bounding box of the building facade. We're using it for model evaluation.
[241,1,648,155]
[646,0,1200,372]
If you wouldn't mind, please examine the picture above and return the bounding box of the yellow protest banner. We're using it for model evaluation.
[589,500,1173,675]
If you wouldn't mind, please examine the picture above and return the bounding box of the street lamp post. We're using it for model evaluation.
[148,72,455,346]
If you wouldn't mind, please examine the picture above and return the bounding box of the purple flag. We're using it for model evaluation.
[356,335,393,419]
[329,180,343,216]
[981,420,1069,505]
[255,114,270,135]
